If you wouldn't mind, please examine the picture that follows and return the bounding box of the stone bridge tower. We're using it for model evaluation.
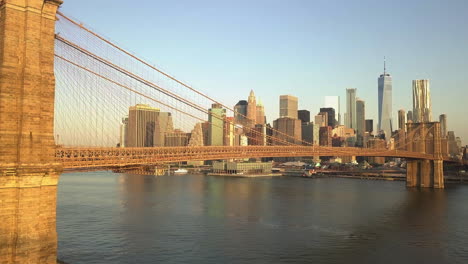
[0,0,63,263]
[406,122,444,188]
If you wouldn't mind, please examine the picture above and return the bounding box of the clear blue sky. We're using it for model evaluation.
[60,0,468,144]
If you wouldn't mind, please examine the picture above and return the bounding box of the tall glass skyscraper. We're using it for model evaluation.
[378,61,393,138]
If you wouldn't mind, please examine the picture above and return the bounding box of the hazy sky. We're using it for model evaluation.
[60,0,468,144]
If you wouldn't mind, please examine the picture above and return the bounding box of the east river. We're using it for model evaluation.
[57,172,468,264]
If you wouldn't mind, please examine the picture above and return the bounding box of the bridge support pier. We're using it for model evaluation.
[406,159,444,188]
[0,0,63,263]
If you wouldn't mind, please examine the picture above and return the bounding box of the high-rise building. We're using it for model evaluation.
[319,126,332,146]
[319,107,336,128]
[356,98,365,145]
[315,114,327,127]
[272,117,302,145]
[345,88,357,129]
[298,110,310,124]
[324,96,340,125]
[365,119,373,134]
[188,123,204,146]
[448,131,459,156]
[119,116,128,147]
[378,61,393,138]
[398,109,406,132]
[279,95,298,119]
[127,104,173,147]
[256,99,266,125]
[412,80,432,123]
[208,103,226,146]
[301,122,314,145]
[234,100,248,126]
[439,114,447,137]
[224,117,235,146]
[407,110,413,123]
[247,90,257,126]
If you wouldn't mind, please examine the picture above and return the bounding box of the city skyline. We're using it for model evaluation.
[59,0,468,144]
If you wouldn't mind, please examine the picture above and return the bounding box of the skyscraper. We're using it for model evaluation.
[298,110,310,123]
[119,116,128,147]
[127,104,173,147]
[256,99,266,125]
[356,98,365,143]
[412,79,432,123]
[247,90,257,126]
[378,61,393,138]
[365,119,374,134]
[324,96,340,125]
[345,88,357,129]
[279,95,298,119]
[208,103,226,146]
[319,107,336,128]
[272,117,302,145]
[407,110,413,123]
[398,109,406,132]
[439,114,447,137]
[234,100,248,125]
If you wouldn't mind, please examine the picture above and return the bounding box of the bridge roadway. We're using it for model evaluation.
[56,145,453,170]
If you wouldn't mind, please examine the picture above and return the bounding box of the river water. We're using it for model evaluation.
[57,172,468,264]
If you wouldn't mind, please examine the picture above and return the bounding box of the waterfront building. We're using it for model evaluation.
[213,161,273,175]
[365,119,373,134]
[273,117,302,145]
[208,103,226,146]
[378,61,393,138]
[398,109,406,132]
[319,107,336,128]
[279,95,298,119]
[324,96,340,125]
[345,88,357,129]
[439,114,447,137]
[356,99,365,146]
[412,79,432,122]
[234,100,248,126]
[127,104,173,147]
[298,110,310,124]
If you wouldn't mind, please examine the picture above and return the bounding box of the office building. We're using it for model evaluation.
[315,114,327,127]
[234,100,248,126]
[165,129,190,147]
[247,90,257,126]
[378,61,393,138]
[298,110,310,124]
[439,114,447,137]
[319,126,332,146]
[356,98,365,138]
[365,119,373,134]
[127,104,173,147]
[345,88,357,129]
[407,110,413,123]
[188,123,204,146]
[272,117,301,145]
[119,117,128,147]
[256,99,266,125]
[224,117,235,146]
[279,95,298,119]
[325,96,340,125]
[398,109,406,132]
[301,122,314,145]
[412,79,432,122]
[319,107,336,128]
[208,103,226,146]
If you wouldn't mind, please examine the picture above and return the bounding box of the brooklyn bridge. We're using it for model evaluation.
[0,0,466,263]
